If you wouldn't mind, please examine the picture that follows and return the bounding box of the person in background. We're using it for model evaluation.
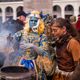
[0,11,27,55]
[50,18,80,80]
[76,15,80,35]
[2,11,28,35]
[16,11,27,31]
[70,16,76,29]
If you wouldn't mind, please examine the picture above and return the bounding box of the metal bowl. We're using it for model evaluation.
[0,66,36,80]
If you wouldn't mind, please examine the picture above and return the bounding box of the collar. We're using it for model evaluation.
[56,33,72,47]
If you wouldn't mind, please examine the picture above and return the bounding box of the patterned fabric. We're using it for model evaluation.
[10,10,55,80]
[36,55,55,76]
[10,30,54,80]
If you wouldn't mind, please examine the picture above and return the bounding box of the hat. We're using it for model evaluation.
[17,11,27,17]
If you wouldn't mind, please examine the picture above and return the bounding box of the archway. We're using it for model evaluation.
[53,5,61,19]
[16,6,23,12]
[5,7,13,20]
[65,5,74,19]
[16,6,23,17]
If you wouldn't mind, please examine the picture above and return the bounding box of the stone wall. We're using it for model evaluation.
[24,0,52,15]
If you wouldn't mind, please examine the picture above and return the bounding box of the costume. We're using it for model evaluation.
[10,11,55,80]
[52,33,80,80]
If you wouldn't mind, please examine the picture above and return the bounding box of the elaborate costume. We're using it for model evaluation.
[9,11,55,80]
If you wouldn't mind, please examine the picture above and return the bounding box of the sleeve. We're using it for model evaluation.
[67,38,80,61]
[14,31,22,42]
[68,39,80,80]
[13,31,22,50]
[39,34,49,56]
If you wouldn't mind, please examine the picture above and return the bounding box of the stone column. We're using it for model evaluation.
[13,8,17,20]
[74,4,79,20]
[61,7,65,18]
[2,8,6,23]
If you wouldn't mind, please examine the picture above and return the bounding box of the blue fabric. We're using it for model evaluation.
[21,59,34,69]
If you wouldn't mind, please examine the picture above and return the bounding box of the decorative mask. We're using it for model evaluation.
[24,10,45,34]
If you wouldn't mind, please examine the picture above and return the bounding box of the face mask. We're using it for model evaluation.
[29,17,40,32]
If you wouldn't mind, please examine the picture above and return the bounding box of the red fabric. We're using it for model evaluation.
[76,17,80,31]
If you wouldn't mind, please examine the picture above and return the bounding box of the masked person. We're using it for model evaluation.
[9,10,55,80]
[50,18,80,80]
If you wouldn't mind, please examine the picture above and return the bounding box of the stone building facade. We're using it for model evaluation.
[52,0,80,19]
[0,0,80,22]
[24,0,52,14]
[0,0,23,22]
